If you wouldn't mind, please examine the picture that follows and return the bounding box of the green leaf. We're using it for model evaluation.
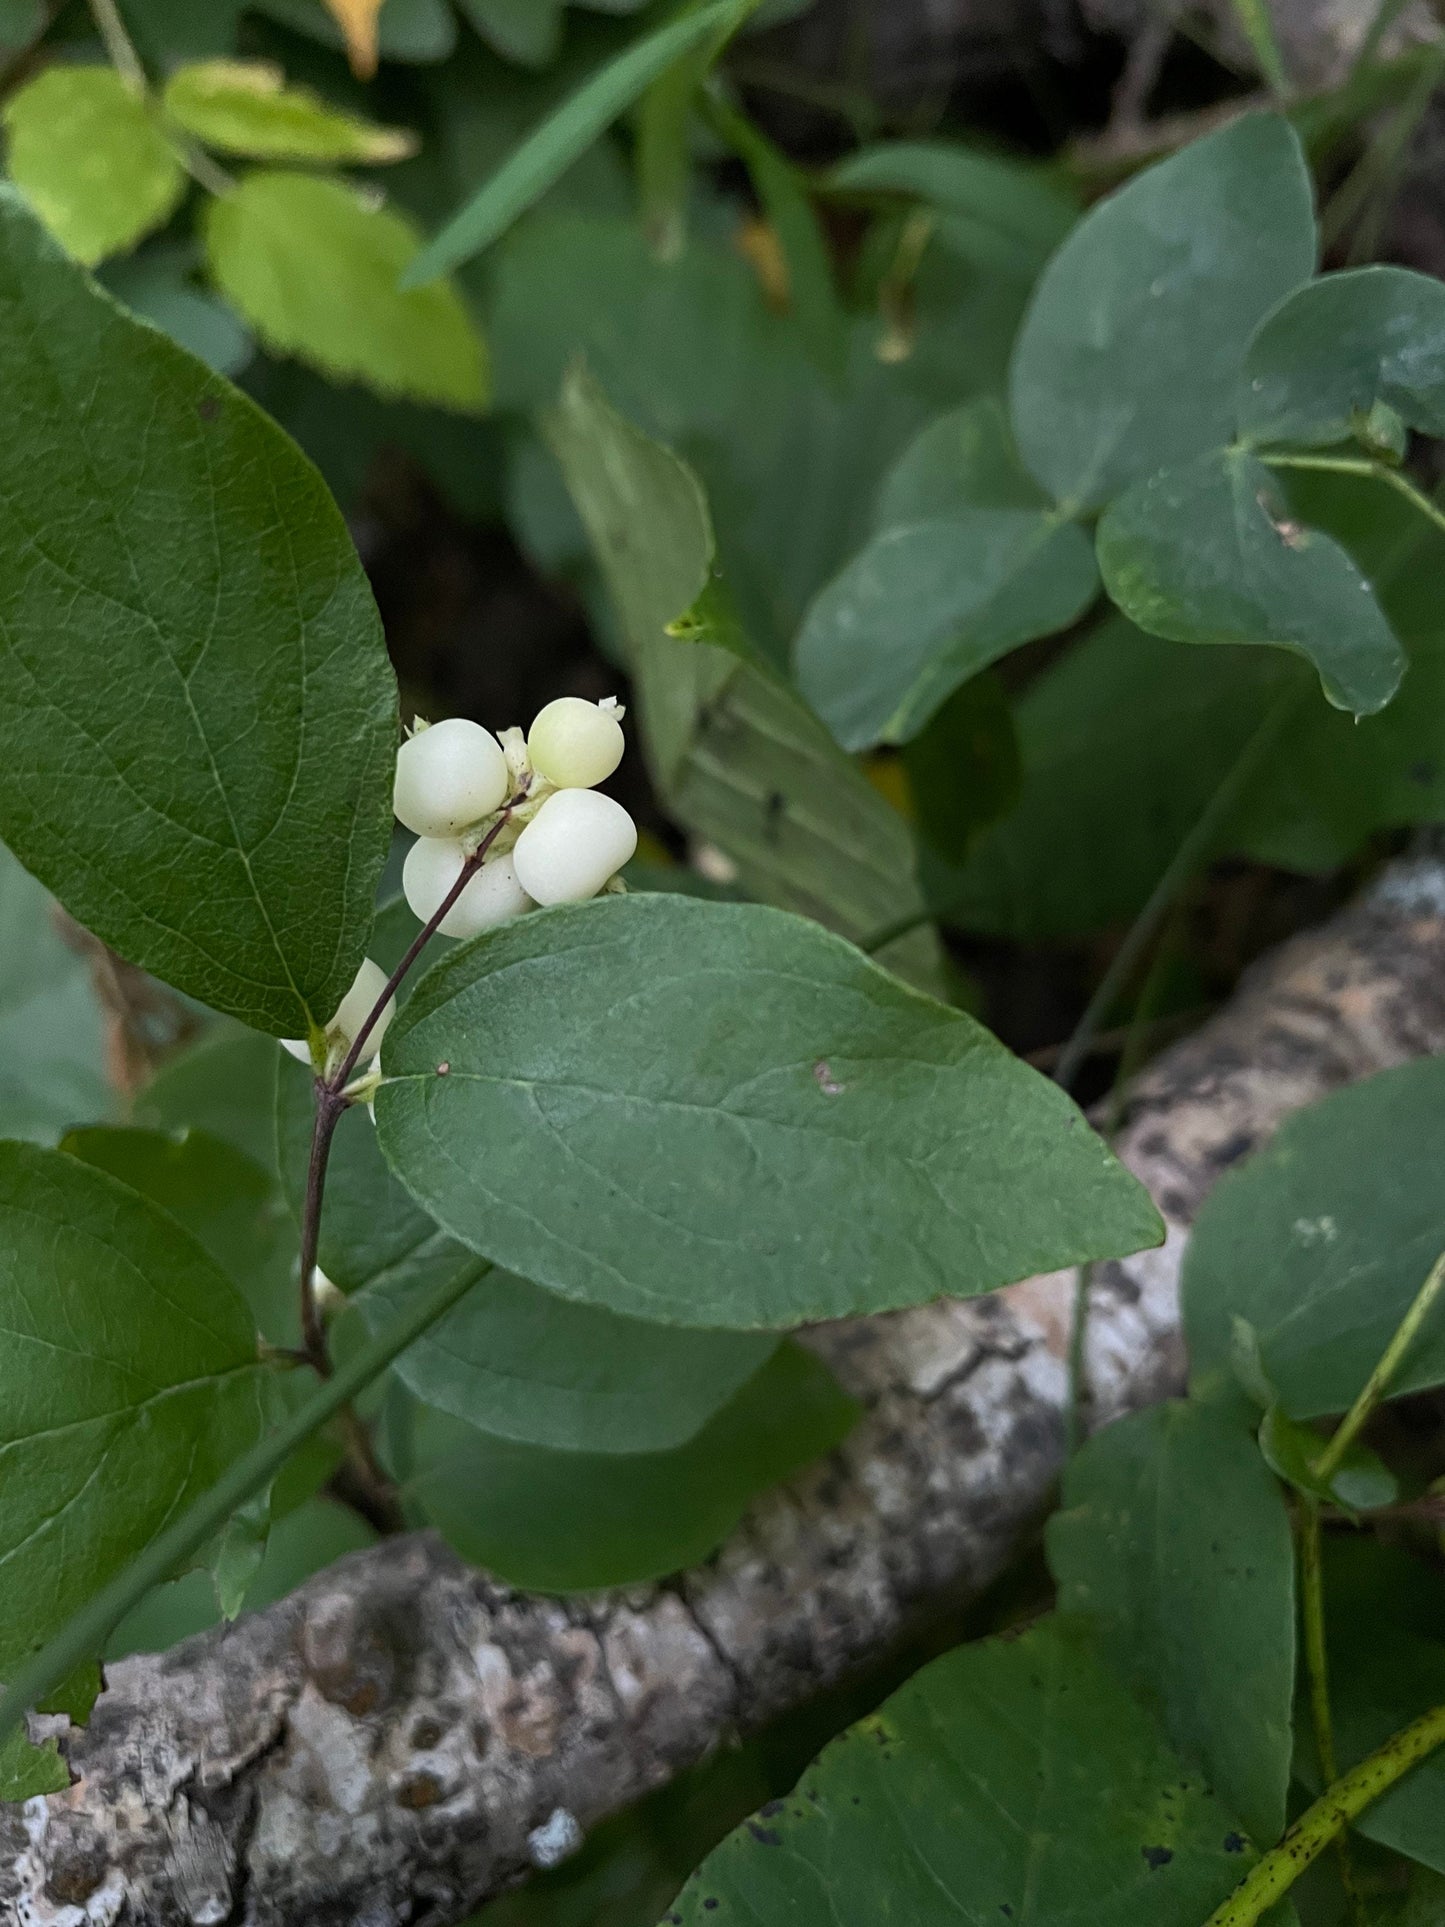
[63,1124,297,1346]
[872,395,1051,527]
[1256,1404,1396,1511]
[0,841,112,1144]
[399,1342,858,1590]
[1009,114,1315,511]
[403,0,745,285]
[101,244,254,376]
[1097,446,1405,715]
[826,139,1077,278]
[163,59,418,164]
[544,362,948,992]
[1049,1398,1296,1842]
[3,65,185,267]
[674,1616,1266,1925]
[251,0,456,62]
[204,171,488,411]
[1240,266,1445,449]
[375,892,1161,1329]
[1183,1058,1445,1417]
[900,672,1021,866]
[796,508,1098,749]
[275,1048,779,1453]
[0,1140,268,1679]
[0,191,398,1036]
[0,1725,68,1801]
[458,0,566,67]
[135,1028,285,1173]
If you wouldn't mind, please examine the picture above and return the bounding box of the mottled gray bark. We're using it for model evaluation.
[8,859,1445,1927]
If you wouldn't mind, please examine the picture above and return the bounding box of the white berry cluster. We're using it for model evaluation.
[395,697,638,939]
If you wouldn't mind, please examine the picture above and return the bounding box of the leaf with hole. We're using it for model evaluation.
[1097,446,1404,715]
[0,1140,269,1678]
[375,893,1161,1329]
[1009,113,1315,510]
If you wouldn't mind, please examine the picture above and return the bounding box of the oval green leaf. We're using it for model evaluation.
[1009,114,1316,511]
[204,171,488,411]
[0,190,399,1036]
[1240,265,1445,449]
[0,1139,269,1677]
[1097,446,1404,715]
[375,893,1161,1329]
[163,59,418,164]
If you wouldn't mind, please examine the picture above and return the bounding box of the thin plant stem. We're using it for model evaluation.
[1201,1698,1445,1926]
[1298,1497,1363,1915]
[1230,0,1289,96]
[1260,450,1445,542]
[1313,1247,1445,1484]
[87,0,146,93]
[1352,0,1413,77]
[1052,692,1296,1095]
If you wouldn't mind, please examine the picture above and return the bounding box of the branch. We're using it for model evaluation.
[8,857,1445,1927]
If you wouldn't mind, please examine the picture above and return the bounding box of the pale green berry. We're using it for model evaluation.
[526,697,624,790]
[511,789,637,905]
[282,957,395,1066]
[403,836,534,938]
[393,717,509,838]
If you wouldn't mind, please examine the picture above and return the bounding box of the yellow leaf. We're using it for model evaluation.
[322,0,385,79]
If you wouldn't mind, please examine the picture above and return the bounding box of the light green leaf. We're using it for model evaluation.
[164,59,418,164]
[1049,1398,1296,1843]
[0,190,398,1036]
[0,1725,68,1801]
[544,362,948,992]
[674,1616,1266,1925]
[403,0,744,285]
[63,1124,296,1346]
[399,1342,858,1590]
[1009,114,1315,510]
[3,65,185,267]
[796,509,1098,750]
[101,244,253,376]
[275,1046,778,1453]
[826,139,1076,278]
[1183,1058,1445,1416]
[1097,446,1404,715]
[205,171,488,410]
[375,893,1161,1328]
[0,842,112,1144]
[0,1140,268,1678]
[1240,265,1445,449]
[135,1029,285,1173]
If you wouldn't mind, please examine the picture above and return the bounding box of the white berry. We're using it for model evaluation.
[511,789,637,906]
[393,718,509,838]
[282,957,394,1065]
[403,837,534,938]
[527,697,625,790]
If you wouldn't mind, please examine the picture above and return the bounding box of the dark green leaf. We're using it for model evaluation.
[3,66,185,267]
[1049,1398,1295,1843]
[826,139,1076,278]
[135,1029,285,1173]
[403,1,744,285]
[0,1141,268,1677]
[796,508,1098,749]
[544,363,948,993]
[275,1053,778,1453]
[1240,266,1445,449]
[399,1342,858,1590]
[901,671,1021,865]
[1256,1404,1396,1511]
[458,0,566,67]
[674,1616,1266,1925]
[1097,446,1404,715]
[204,171,488,411]
[0,841,111,1143]
[0,191,398,1036]
[63,1124,296,1346]
[1009,114,1315,510]
[1183,1058,1445,1416]
[375,893,1161,1329]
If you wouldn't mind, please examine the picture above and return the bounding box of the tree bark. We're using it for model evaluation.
[8,857,1445,1927]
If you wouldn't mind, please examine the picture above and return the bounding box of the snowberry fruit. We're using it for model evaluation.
[282,957,395,1066]
[393,717,509,838]
[511,789,637,905]
[526,697,624,790]
[403,837,534,938]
